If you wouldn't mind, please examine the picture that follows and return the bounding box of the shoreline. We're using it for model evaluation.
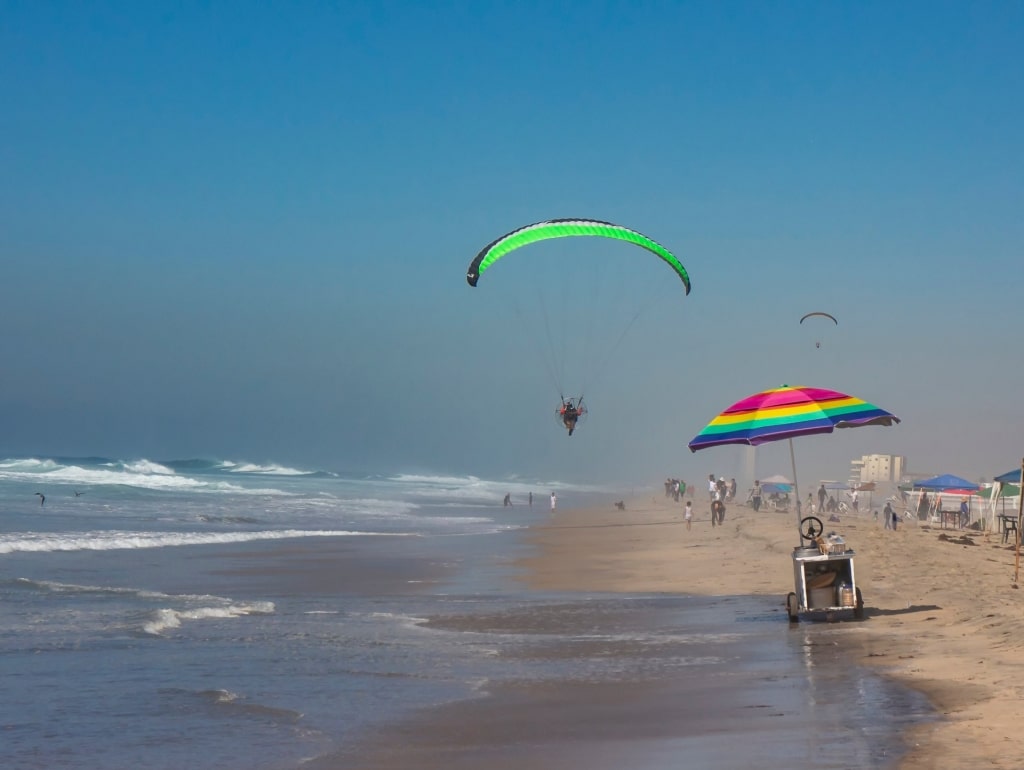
[516,494,1024,769]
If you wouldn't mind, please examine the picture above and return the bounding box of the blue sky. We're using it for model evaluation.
[2,1,1022,486]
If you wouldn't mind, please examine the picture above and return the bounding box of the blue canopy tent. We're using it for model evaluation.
[912,475,979,526]
[995,468,1022,484]
[987,467,1024,543]
[912,474,979,490]
[995,462,1024,582]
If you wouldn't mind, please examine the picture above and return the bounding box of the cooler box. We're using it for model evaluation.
[809,587,835,608]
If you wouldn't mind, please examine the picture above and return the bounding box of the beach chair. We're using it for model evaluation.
[1002,517,1018,545]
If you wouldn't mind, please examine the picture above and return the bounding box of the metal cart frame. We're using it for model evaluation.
[786,516,865,622]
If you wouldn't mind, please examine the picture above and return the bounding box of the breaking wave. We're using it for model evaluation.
[0,529,403,554]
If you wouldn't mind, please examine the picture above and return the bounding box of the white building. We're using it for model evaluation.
[849,454,905,485]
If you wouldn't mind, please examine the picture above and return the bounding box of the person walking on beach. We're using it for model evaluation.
[528,491,533,507]
[883,501,893,530]
[818,484,827,513]
[550,492,557,511]
[35,492,45,506]
[751,480,762,511]
[712,497,725,526]
[891,505,899,530]
[960,497,969,528]
[851,488,859,512]
[917,491,930,521]
[707,474,716,502]
[684,500,693,530]
[503,493,511,507]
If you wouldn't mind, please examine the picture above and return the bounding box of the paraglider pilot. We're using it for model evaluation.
[560,400,579,436]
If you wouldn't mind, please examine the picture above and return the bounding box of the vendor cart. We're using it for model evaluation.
[785,516,864,622]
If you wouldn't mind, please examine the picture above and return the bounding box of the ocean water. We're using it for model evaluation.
[0,457,931,769]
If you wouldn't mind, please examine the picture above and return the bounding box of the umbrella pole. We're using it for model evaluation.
[789,438,803,544]
[1015,458,1024,584]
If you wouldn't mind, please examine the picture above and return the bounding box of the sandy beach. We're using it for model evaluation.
[515,495,1024,769]
[328,494,1024,769]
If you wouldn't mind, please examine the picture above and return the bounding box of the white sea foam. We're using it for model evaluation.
[390,473,614,503]
[0,457,62,472]
[275,496,421,517]
[0,456,290,494]
[202,689,240,703]
[13,577,221,603]
[366,611,430,629]
[229,463,311,476]
[118,459,176,475]
[0,529,402,554]
[143,601,275,635]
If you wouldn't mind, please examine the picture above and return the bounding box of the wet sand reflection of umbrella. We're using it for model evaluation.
[688,385,900,543]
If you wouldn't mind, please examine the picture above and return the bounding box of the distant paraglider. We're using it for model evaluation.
[799,311,838,348]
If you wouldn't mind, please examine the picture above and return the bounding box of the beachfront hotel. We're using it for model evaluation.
[849,454,905,485]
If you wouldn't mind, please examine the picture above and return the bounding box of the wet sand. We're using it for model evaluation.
[302,495,1024,769]
[513,496,1024,769]
[313,586,926,770]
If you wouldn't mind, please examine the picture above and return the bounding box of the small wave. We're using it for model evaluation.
[0,457,63,473]
[0,529,405,554]
[0,463,288,494]
[143,601,275,635]
[10,577,223,603]
[191,689,303,722]
[118,459,176,475]
[389,473,614,503]
[199,688,241,704]
[229,462,312,476]
[197,514,262,524]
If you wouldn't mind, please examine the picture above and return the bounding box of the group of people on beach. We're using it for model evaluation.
[503,491,559,510]
[707,475,737,501]
[663,478,691,501]
[660,475,739,528]
[656,474,736,529]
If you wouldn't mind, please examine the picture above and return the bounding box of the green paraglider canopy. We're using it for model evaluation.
[466,218,690,294]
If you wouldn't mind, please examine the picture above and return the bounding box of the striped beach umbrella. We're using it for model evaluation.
[688,385,899,541]
[688,385,899,451]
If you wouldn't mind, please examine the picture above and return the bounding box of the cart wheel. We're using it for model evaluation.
[853,587,865,620]
[799,516,824,540]
[786,592,799,623]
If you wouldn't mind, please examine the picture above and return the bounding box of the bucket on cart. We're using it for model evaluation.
[839,584,855,607]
